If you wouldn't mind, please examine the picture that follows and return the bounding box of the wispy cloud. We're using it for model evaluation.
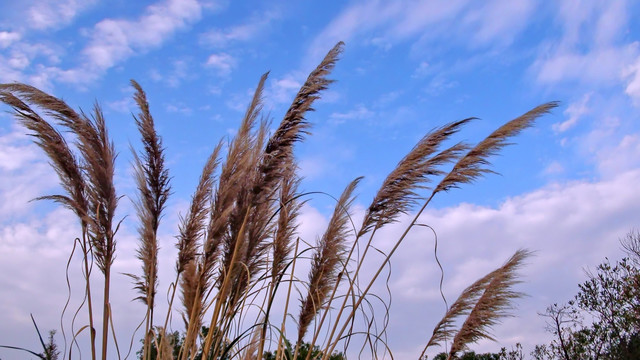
[380,168,640,358]
[624,56,640,105]
[412,61,430,78]
[42,0,204,86]
[265,75,302,107]
[200,10,280,48]
[150,59,191,87]
[542,161,565,175]
[106,100,131,115]
[205,52,236,76]
[0,40,62,88]
[0,31,20,48]
[166,103,193,115]
[461,0,535,46]
[306,0,536,66]
[531,0,639,88]
[84,0,201,69]
[0,128,58,217]
[330,104,374,123]
[27,0,97,30]
[596,134,640,176]
[553,93,591,133]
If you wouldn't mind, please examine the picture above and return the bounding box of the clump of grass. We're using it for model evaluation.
[0,42,557,360]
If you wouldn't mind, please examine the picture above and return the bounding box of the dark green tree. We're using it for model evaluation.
[431,343,524,360]
[262,338,345,360]
[137,327,230,360]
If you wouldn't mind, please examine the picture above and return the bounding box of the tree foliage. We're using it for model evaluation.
[534,230,640,359]
[432,343,524,359]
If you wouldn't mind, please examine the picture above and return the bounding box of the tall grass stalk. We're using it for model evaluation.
[0,42,557,360]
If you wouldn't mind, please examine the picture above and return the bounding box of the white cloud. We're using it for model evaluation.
[0,54,26,83]
[532,0,639,86]
[462,0,535,46]
[150,59,190,87]
[412,61,430,78]
[542,161,564,175]
[200,10,280,48]
[205,52,236,76]
[107,96,135,113]
[27,0,97,30]
[534,45,639,85]
[553,93,591,133]
[0,127,58,218]
[0,129,40,172]
[306,0,389,62]
[59,0,203,83]
[596,134,640,176]
[0,31,20,48]
[0,41,62,87]
[5,0,204,88]
[2,116,640,358]
[330,104,374,123]
[265,75,302,106]
[298,156,332,181]
[166,103,193,115]
[377,169,640,358]
[624,56,640,104]
[306,0,535,66]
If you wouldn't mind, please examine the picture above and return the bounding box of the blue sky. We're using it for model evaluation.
[1,0,640,359]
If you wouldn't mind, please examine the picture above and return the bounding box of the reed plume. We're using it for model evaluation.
[419,252,520,358]
[128,82,170,301]
[422,272,493,355]
[230,42,345,320]
[184,74,270,360]
[1,84,120,360]
[0,83,87,137]
[0,87,119,253]
[0,41,558,360]
[313,121,471,357]
[255,41,343,198]
[78,104,119,360]
[0,89,97,359]
[360,118,473,237]
[180,260,199,328]
[271,163,303,283]
[175,142,222,328]
[297,177,362,344]
[447,250,530,358]
[177,142,222,274]
[435,102,559,193]
[213,73,269,293]
[0,91,88,219]
[126,80,172,360]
